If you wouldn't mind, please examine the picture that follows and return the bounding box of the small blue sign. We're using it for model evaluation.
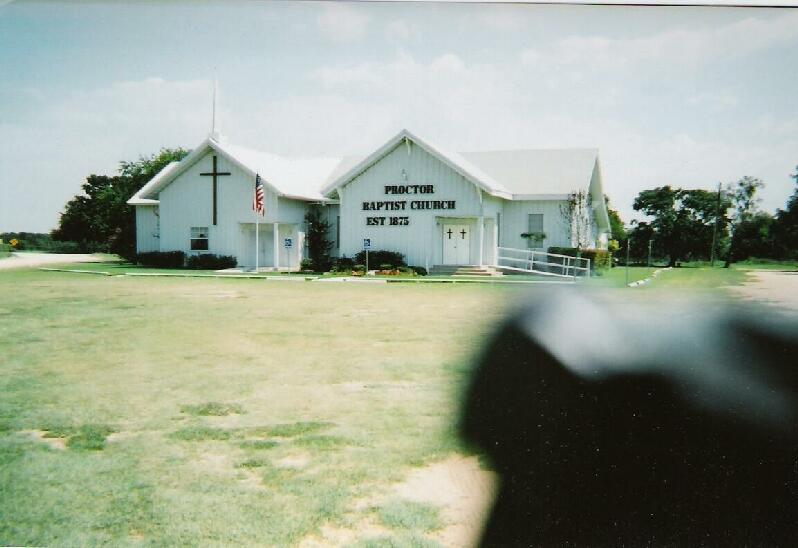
[284,238,293,249]
[363,238,371,249]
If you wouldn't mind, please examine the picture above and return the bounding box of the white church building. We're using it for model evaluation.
[128,129,611,271]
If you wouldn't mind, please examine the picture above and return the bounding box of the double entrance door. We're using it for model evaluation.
[442,224,471,265]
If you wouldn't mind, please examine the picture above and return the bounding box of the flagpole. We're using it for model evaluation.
[255,210,259,273]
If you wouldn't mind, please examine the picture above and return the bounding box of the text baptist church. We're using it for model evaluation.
[128,128,611,271]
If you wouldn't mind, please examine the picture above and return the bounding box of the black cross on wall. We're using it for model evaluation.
[200,155,231,225]
[460,229,467,239]
[446,228,453,239]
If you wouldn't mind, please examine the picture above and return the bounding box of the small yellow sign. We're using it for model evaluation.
[9,239,19,248]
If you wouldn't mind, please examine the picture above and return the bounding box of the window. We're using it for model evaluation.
[527,214,544,249]
[190,227,209,250]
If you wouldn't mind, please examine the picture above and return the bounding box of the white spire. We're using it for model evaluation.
[210,68,223,141]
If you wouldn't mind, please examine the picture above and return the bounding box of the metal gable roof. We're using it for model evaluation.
[129,130,604,207]
[127,136,341,205]
[319,129,513,199]
[460,148,599,198]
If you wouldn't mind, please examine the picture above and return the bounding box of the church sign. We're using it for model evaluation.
[363,185,456,226]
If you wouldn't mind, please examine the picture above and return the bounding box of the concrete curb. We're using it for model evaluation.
[627,267,673,288]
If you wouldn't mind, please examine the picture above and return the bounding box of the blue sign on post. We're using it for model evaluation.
[363,238,371,249]
[284,238,292,249]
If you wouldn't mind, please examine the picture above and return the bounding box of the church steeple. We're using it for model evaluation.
[209,69,224,142]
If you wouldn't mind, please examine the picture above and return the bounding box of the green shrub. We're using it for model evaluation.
[547,247,611,270]
[333,256,355,271]
[354,250,406,269]
[379,263,395,270]
[135,251,186,268]
[300,258,315,271]
[186,253,237,270]
[353,264,366,273]
[0,243,11,258]
[409,266,427,276]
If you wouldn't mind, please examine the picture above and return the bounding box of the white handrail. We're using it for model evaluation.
[495,246,591,279]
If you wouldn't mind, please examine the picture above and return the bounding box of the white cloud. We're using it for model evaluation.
[385,19,419,42]
[315,3,370,43]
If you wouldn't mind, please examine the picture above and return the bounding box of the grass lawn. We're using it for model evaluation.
[0,266,518,546]
[0,259,783,545]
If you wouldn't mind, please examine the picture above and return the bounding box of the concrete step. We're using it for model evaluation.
[431,265,503,277]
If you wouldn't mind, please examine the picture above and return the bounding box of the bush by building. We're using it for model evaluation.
[547,247,611,271]
[186,254,237,270]
[353,250,406,270]
[134,251,186,268]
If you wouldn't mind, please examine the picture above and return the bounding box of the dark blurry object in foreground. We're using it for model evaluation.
[462,292,798,547]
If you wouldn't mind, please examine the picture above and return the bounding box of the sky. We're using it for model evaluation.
[1,0,797,233]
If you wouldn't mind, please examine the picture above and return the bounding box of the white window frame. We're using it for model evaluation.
[527,213,544,249]
[190,226,209,251]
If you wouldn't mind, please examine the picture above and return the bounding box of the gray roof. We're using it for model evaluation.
[460,148,599,197]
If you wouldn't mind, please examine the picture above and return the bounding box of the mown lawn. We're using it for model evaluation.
[0,260,777,545]
[0,267,519,546]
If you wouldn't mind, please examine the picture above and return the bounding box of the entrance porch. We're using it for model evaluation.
[239,222,303,271]
[435,216,497,267]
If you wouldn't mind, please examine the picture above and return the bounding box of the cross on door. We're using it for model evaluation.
[200,155,231,225]
[460,229,467,239]
[446,228,453,239]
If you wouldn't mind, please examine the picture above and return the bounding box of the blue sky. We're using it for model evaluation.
[1,1,797,232]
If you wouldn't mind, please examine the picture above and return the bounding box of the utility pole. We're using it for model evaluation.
[710,182,722,267]
[647,239,653,267]
[625,236,632,286]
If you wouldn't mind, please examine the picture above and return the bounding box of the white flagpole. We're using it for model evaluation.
[255,210,259,273]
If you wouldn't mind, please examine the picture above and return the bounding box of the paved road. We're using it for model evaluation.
[728,270,798,311]
[0,252,103,270]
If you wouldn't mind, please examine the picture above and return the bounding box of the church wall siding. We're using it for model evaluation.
[338,140,485,266]
[158,148,311,267]
[501,200,571,251]
[135,205,160,253]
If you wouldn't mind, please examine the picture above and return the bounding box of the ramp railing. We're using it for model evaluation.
[496,247,591,279]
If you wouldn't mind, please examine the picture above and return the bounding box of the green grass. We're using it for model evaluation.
[0,259,784,545]
[180,401,245,416]
[378,499,442,532]
[169,425,235,441]
[350,533,442,548]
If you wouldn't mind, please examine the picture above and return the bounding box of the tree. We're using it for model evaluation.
[560,190,592,252]
[53,148,189,258]
[724,176,764,267]
[632,186,730,266]
[303,205,333,272]
[771,166,798,259]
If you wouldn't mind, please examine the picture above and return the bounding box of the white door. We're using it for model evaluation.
[443,224,471,265]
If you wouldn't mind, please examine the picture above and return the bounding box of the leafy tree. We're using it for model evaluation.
[730,211,774,261]
[632,186,730,266]
[724,176,764,267]
[303,205,333,272]
[53,148,189,258]
[771,166,798,259]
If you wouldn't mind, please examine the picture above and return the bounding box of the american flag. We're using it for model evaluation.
[252,174,265,216]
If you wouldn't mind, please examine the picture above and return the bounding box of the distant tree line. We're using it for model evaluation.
[51,148,189,259]
[609,166,798,266]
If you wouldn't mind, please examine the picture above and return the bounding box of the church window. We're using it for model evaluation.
[190,227,209,250]
[527,214,544,249]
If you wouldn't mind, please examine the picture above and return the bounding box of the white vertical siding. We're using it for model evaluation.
[157,149,313,266]
[135,205,160,252]
[338,140,485,266]
[501,200,571,251]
